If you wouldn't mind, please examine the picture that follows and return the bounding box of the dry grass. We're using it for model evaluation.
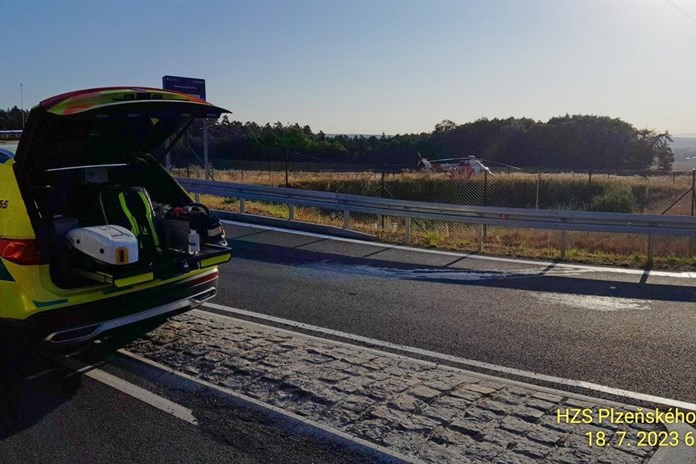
[180,166,693,215]
[200,194,696,270]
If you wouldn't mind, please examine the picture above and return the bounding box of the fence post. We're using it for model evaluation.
[343,210,350,229]
[240,198,246,214]
[289,205,295,221]
[691,169,696,216]
[477,224,484,253]
[483,170,488,238]
[691,170,695,256]
[285,151,290,187]
[483,170,488,207]
[405,217,411,243]
[381,171,386,231]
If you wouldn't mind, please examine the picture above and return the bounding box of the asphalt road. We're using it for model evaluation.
[0,346,381,464]
[5,220,696,462]
[216,222,696,404]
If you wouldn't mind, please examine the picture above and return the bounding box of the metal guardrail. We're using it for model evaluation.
[178,177,696,264]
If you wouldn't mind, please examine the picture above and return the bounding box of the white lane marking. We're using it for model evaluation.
[53,355,198,426]
[202,301,696,411]
[222,219,696,279]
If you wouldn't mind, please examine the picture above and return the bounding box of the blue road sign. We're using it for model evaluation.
[162,75,206,101]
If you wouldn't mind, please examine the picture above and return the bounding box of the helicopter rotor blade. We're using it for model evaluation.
[477,159,523,170]
[428,157,471,163]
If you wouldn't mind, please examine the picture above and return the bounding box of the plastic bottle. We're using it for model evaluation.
[188,230,200,255]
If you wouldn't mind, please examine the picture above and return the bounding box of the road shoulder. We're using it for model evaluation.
[123,310,696,463]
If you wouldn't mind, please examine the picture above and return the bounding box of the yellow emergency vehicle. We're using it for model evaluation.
[0,87,231,348]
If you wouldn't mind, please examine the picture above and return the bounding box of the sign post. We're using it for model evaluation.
[162,75,210,179]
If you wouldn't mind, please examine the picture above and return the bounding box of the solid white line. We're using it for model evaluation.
[221,219,696,279]
[202,301,696,411]
[54,355,198,426]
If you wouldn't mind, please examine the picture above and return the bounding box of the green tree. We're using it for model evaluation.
[434,119,457,133]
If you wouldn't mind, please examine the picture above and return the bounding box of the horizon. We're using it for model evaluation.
[2,1,696,135]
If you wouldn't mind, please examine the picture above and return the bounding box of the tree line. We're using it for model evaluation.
[0,106,674,170]
[196,114,674,171]
[0,107,28,131]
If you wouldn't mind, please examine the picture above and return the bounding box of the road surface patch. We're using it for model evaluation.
[298,262,591,282]
[124,310,685,463]
[533,293,653,312]
[201,302,696,411]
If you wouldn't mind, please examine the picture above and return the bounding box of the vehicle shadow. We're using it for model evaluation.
[229,240,696,303]
[0,350,82,439]
[0,318,164,440]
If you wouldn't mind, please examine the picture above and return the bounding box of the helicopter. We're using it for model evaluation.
[417,152,520,178]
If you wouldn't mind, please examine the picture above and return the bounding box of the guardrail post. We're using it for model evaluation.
[289,205,295,221]
[194,192,201,203]
[240,198,246,214]
[560,230,567,259]
[343,210,350,229]
[647,235,654,267]
[477,225,484,253]
[405,217,411,243]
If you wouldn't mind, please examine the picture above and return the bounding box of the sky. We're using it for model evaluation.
[1,1,696,135]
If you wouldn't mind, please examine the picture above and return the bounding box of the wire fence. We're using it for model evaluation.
[173,159,696,216]
[172,156,696,266]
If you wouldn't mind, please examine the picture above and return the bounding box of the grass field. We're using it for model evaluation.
[180,165,696,214]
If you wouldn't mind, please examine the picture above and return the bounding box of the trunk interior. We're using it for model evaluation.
[26,155,228,289]
[14,99,231,289]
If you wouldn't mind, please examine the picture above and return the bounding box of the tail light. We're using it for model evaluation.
[0,239,45,265]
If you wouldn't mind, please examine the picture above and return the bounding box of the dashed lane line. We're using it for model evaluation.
[51,354,199,426]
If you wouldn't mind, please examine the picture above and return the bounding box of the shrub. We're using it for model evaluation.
[590,186,636,213]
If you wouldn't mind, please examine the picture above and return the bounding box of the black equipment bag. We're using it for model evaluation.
[165,203,227,247]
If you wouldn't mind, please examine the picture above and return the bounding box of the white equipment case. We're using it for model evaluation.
[67,225,139,265]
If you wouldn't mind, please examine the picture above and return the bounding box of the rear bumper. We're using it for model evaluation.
[5,269,219,345]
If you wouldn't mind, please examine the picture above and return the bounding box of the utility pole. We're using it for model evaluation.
[203,119,209,180]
